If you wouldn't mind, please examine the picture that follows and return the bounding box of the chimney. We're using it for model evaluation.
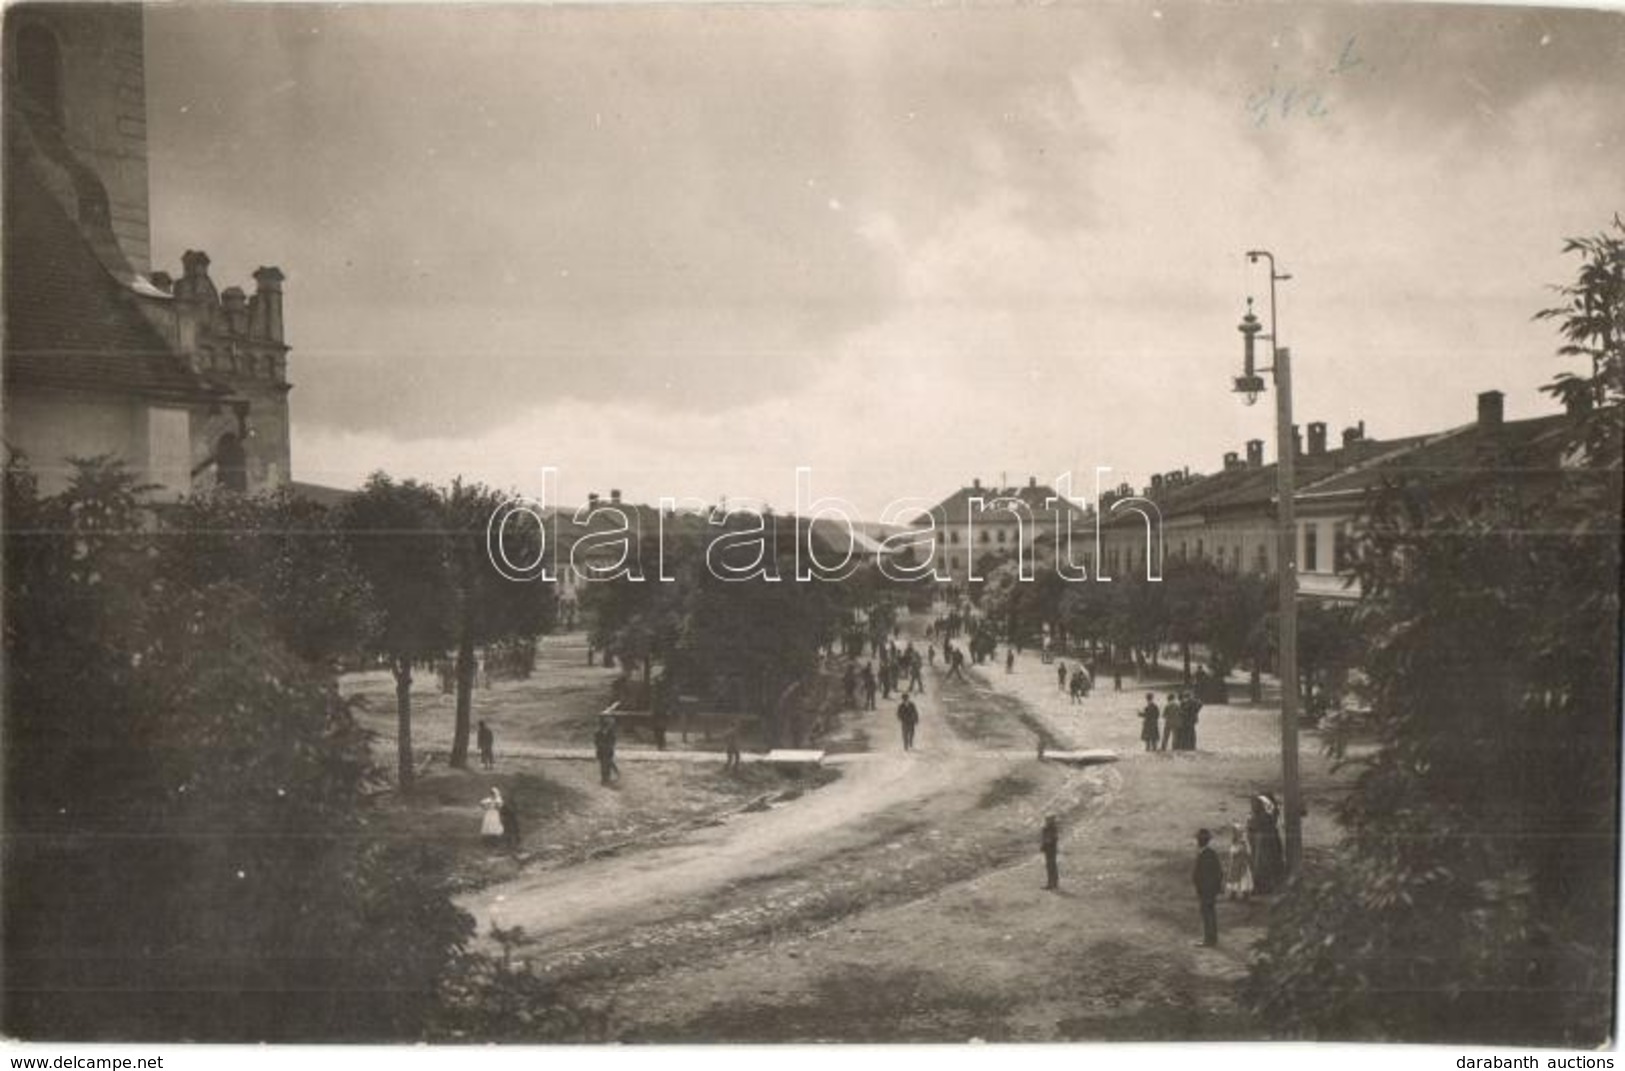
[1342,422,1365,447]
[1223,451,1241,471]
[1307,422,1328,456]
[1289,424,1303,458]
[587,492,600,508]
[1117,482,1132,497]
[1028,475,1037,489]
[1477,390,1504,429]
[1246,439,1264,468]
[249,266,285,344]
[174,250,216,304]
[1150,474,1164,493]
[149,271,173,294]
[610,489,622,504]
[972,477,981,490]
[220,286,249,336]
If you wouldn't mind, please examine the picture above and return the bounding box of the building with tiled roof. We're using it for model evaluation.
[3,6,292,499]
[915,475,1089,583]
[1097,390,1606,602]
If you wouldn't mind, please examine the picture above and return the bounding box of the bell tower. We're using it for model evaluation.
[5,3,151,273]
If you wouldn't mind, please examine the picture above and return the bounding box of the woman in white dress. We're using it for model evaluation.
[479,787,505,843]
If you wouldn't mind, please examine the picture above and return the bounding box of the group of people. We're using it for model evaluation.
[1192,793,1287,945]
[1054,659,1093,703]
[478,785,521,849]
[1137,691,1204,752]
[1038,790,1287,948]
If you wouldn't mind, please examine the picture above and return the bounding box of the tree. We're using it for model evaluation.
[3,460,473,1040]
[159,487,378,666]
[339,473,455,791]
[1244,222,1623,1044]
[441,480,555,768]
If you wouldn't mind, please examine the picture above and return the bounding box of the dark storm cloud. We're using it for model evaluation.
[144,2,1625,450]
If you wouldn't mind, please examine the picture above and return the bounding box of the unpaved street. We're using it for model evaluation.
[460,645,1344,1041]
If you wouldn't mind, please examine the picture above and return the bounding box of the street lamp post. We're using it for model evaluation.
[1235,250,1303,876]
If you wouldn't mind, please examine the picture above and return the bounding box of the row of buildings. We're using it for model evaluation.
[916,388,1596,602]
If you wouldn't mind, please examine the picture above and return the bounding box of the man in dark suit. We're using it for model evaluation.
[1193,828,1225,947]
[1040,816,1060,890]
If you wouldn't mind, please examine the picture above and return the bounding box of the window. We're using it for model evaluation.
[1195,538,1204,560]
[1254,544,1269,574]
[950,555,961,571]
[1303,523,1319,572]
[1333,522,1351,571]
[949,529,961,545]
[146,407,191,494]
[997,528,1007,544]
[980,530,990,544]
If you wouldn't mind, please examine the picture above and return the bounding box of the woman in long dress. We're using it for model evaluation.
[479,787,505,844]
[1247,794,1285,894]
[1224,821,1254,899]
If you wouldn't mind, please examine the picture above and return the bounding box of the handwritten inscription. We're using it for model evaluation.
[1246,36,1371,128]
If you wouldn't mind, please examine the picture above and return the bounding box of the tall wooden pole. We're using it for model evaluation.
[1273,346,1303,874]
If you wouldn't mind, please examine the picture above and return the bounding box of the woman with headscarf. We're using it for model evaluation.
[1247,794,1285,894]
[479,786,505,845]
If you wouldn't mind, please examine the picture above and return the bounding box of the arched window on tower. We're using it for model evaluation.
[215,432,247,493]
[15,24,64,127]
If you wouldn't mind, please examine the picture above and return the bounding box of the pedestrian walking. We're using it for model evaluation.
[909,652,925,694]
[1069,668,1088,704]
[1139,693,1161,752]
[1160,692,1180,751]
[1056,661,1067,691]
[479,787,505,845]
[724,720,742,772]
[862,663,878,710]
[1040,815,1060,890]
[1193,828,1224,946]
[897,693,920,751]
[477,719,495,770]
[1006,648,1015,674]
[843,664,858,708]
[1224,822,1253,900]
[594,719,621,786]
[946,646,966,681]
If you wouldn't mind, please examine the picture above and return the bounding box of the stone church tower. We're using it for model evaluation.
[4,4,293,495]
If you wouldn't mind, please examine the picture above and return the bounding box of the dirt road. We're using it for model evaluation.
[460,646,1342,1041]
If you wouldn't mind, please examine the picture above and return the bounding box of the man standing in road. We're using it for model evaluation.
[862,662,878,711]
[477,719,495,770]
[1040,815,1060,890]
[1139,693,1161,752]
[1193,828,1224,947]
[1161,692,1181,751]
[896,692,920,751]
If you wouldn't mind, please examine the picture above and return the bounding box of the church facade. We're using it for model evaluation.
[3,4,293,498]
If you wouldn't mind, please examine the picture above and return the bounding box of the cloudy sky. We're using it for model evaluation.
[144,1,1625,517]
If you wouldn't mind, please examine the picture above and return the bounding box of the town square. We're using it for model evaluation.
[2,0,1622,1058]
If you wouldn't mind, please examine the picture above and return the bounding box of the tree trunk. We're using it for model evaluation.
[1249,662,1263,703]
[451,631,476,768]
[393,657,415,792]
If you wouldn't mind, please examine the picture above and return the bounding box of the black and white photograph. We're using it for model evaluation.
[2,0,1622,1054]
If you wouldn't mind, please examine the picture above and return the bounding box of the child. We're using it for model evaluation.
[1225,821,1254,900]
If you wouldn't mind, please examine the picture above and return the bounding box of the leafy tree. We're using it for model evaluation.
[339,473,454,791]
[441,480,555,768]
[159,487,378,666]
[3,461,473,1040]
[1244,222,1623,1044]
